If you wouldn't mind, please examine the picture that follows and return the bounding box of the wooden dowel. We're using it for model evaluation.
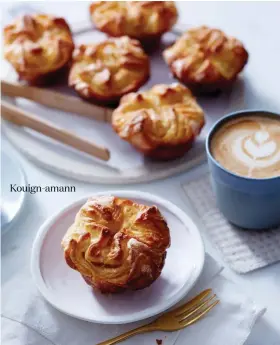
[1,80,113,122]
[1,101,110,161]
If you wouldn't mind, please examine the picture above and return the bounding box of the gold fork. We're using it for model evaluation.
[97,289,219,345]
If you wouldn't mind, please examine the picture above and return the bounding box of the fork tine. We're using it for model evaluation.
[179,299,219,327]
[178,294,217,321]
[174,289,212,316]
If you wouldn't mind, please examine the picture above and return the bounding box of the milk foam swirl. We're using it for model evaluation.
[211,116,280,178]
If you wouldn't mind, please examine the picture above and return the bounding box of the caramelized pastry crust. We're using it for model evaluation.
[3,14,74,84]
[89,1,178,43]
[112,83,205,159]
[163,26,248,92]
[69,36,150,103]
[62,196,170,293]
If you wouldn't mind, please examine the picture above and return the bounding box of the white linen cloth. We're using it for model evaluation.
[2,254,265,345]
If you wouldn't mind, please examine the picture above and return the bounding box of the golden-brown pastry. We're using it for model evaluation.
[62,196,170,293]
[89,1,178,45]
[163,26,249,93]
[68,36,150,104]
[3,14,74,84]
[112,83,205,160]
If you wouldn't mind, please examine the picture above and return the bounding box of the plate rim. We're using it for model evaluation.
[31,190,205,324]
[2,120,207,184]
[1,149,27,234]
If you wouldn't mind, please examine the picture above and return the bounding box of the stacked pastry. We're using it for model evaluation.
[112,83,205,160]
[89,1,178,46]
[163,25,249,93]
[4,14,74,84]
[69,36,150,104]
[62,196,170,293]
[3,2,249,161]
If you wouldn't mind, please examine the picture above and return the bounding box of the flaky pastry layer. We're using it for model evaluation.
[163,26,248,90]
[62,196,170,293]
[112,83,205,159]
[89,1,178,41]
[4,14,74,84]
[69,36,150,103]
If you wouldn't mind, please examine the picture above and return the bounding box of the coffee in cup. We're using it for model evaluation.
[210,115,280,178]
[206,111,280,229]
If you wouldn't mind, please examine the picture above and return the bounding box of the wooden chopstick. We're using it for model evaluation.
[1,80,113,122]
[1,101,110,161]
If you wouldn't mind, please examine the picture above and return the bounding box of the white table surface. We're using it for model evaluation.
[2,2,280,344]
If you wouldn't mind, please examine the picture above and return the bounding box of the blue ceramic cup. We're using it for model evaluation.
[206,110,280,229]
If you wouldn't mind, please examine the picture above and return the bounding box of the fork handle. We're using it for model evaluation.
[96,324,157,345]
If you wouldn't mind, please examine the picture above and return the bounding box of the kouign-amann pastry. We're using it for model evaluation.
[69,36,150,104]
[89,1,178,44]
[3,14,74,84]
[62,196,170,293]
[112,83,205,160]
[163,26,249,93]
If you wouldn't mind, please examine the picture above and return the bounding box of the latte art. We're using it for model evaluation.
[211,116,280,178]
[243,131,277,159]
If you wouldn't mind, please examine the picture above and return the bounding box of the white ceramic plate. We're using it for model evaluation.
[1,149,26,234]
[31,191,205,324]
